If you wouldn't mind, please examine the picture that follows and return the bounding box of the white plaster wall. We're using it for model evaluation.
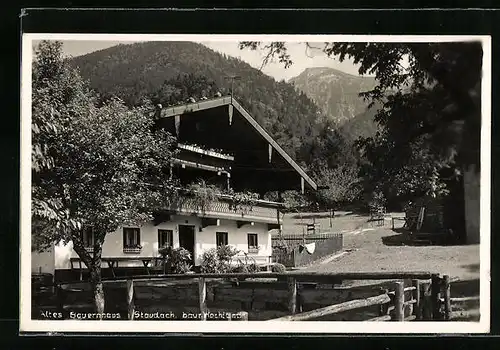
[52,214,272,269]
[31,246,55,274]
[195,219,271,266]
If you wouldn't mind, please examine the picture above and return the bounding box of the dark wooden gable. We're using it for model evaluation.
[155,97,317,194]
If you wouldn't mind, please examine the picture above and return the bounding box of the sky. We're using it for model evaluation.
[48,40,363,82]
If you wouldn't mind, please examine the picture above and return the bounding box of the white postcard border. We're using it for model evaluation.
[20,33,491,334]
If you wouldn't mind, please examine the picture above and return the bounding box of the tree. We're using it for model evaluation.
[240,41,482,222]
[313,162,361,209]
[240,41,481,171]
[32,41,176,313]
[150,73,220,106]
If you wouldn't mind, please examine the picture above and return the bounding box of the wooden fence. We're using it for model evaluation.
[272,233,343,267]
[53,271,472,321]
[272,233,343,249]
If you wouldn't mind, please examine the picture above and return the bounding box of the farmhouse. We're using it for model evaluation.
[32,96,317,279]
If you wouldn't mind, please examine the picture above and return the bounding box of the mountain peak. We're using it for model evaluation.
[298,66,356,78]
[289,67,377,124]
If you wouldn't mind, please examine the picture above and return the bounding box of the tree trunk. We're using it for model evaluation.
[90,238,105,314]
[71,232,106,314]
[89,264,105,314]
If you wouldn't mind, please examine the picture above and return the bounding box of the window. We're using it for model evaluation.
[247,233,258,253]
[82,227,94,251]
[216,232,228,247]
[123,227,141,252]
[158,229,173,248]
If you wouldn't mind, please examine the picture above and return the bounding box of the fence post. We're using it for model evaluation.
[56,284,65,314]
[412,279,421,320]
[443,275,451,320]
[232,311,248,321]
[126,279,135,320]
[394,281,404,321]
[420,281,432,320]
[287,276,297,314]
[296,283,304,313]
[199,277,207,321]
[378,288,389,316]
[431,273,442,320]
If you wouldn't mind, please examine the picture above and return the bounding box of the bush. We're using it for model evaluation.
[271,263,286,273]
[200,248,220,273]
[216,245,239,273]
[246,263,260,273]
[368,190,386,211]
[200,245,240,273]
[217,245,239,262]
[167,247,192,274]
[158,245,172,259]
[231,265,249,274]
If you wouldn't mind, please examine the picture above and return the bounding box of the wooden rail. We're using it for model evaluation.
[53,271,472,322]
[264,274,456,322]
[270,293,391,321]
[56,271,435,287]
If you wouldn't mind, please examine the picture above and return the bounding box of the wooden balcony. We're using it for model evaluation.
[166,194,281,224]
[177,143,234,161]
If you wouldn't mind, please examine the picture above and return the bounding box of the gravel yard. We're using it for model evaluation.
[301,226,480,288]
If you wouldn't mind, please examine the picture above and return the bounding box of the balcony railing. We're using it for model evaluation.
[166,194,281,223]
[177,143,234,161]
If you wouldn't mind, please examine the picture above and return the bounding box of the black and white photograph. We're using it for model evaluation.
[21,34,490,333]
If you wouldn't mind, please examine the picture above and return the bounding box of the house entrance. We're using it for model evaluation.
[178,225,196,265]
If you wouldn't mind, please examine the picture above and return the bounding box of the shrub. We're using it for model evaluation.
[158,245,172,258]
[217,245,239,262]
[216,245,239,273]
[271,263,286,273]
[231,264,249,274]
[246,263,260,273]
[368,190,386,211]
[200,248,220,273]
[167,247,192,274]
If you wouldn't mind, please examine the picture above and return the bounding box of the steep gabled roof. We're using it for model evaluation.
[156,96,317,193]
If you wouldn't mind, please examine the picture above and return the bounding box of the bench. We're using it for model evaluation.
[70,257,162,280]
[306,222,320,234]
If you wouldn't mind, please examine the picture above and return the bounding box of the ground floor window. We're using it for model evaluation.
[247,233,258,253]
[216,231,228,247]
[123,227,141,252]
[82,227,94,251]
[158,229,173,248]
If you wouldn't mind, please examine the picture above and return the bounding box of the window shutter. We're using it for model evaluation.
[123,228,127,248]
